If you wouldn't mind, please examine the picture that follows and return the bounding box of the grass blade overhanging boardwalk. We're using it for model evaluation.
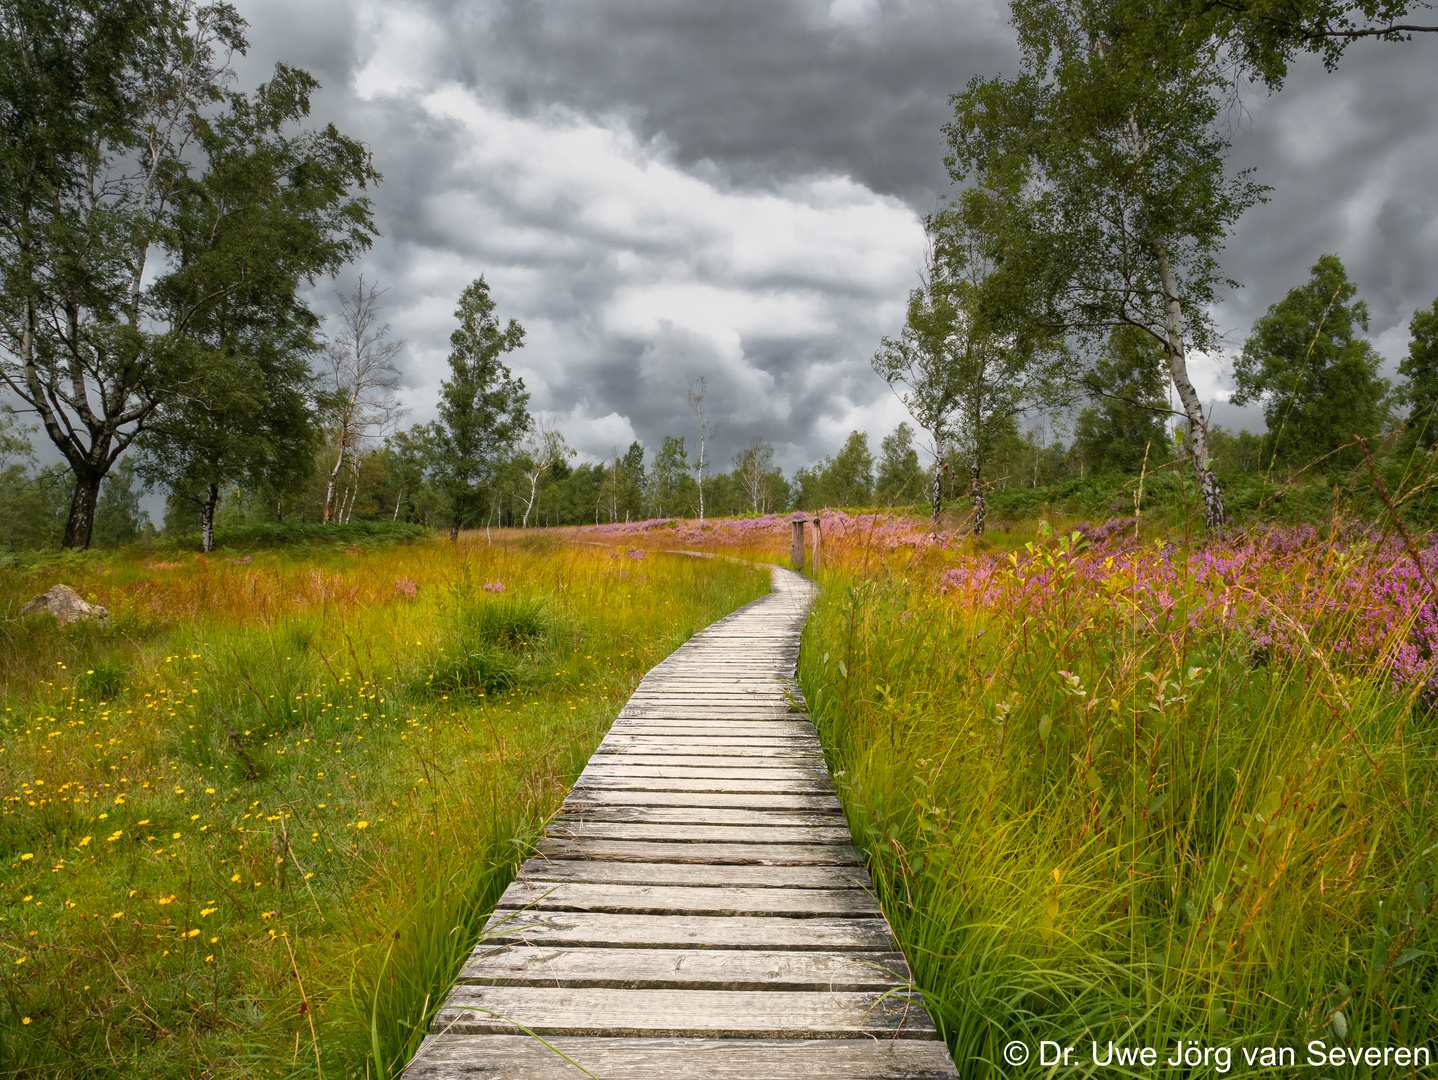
[402,566,958,1079]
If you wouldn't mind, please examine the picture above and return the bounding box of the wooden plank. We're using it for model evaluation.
[494,881,880,917]
[534,838,860,865]
[431,986,933,1039]
[560,789,843,811]
[556,806,844,827]
[405,1035,960,1080]
[636,678,793,685]
[480,911,896,951]
[602,726,809,738]
[579,764,825,780]
[583,754,826,769]
[456,945,912,990]
[618,710,800,721]
[570,776,834,794]
[516,859,873,890]
[606,725,816,739]
[598,735,823,750]
[545,823,855,845]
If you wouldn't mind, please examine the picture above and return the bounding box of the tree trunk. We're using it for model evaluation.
[1156,245,1226,531]
[523,473,539,528]
[276,498,284,524]
[62,468,103,550]
[930,443,945,527]
[393,486,404,521]
[323,443,345,523]
[970,463,986,537]
[200,483,219,553]
[449,494,465,542]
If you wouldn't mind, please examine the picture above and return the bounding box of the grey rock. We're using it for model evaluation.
[20,584,108,627]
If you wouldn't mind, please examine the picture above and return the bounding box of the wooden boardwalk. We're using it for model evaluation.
[404,567,958,1079]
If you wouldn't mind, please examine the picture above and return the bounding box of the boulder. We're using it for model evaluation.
[20,584,108,627]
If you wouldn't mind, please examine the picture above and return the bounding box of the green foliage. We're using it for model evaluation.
[620,441,647,520]
[1072,326,1173,475]
[647,435,696,517]
[1232,254,1389,469]
[1181,0,1438,88]
[795,431,874,510]
[0,2,376,549]
[730,441,787,515]
[876,424,925,505]
[430,277,529,538]
[0,408,70,550]
[92,458,151,548]
[1399,296,1438,449]
[946,0,1268,529]
[163,519,426,551]
[874,215,1068,521]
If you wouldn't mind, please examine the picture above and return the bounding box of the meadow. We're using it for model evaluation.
[8,503,1437,1079]
[0,533,767,1079]
[588,508,1438,1076]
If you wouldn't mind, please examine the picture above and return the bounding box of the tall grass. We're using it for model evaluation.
[0,532,767,1078]
[797,521,1438,1075]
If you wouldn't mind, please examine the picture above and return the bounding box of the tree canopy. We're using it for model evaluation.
[946,0,1268,529]
[1232,254,1388,468]
[430,277,529,540]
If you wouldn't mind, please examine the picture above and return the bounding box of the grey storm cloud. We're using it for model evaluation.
[226,0,1438,469]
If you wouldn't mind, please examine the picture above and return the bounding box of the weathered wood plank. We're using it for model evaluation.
[571,776,835,795]
[605,726,817,741]
[556,806,844,827]
[545,822,855,845]
[569,782,834,799]
[534,838,861,864]
[560,789,843,811]
[516,859,873,890]
[579,764,826,780]
[431,986,933,1039]
[456,945,912,990]
[480,911,896,951]
[597,735,823,751]
[585,753,826,769]
[405,1035,959,1080]
[494,881,880,917]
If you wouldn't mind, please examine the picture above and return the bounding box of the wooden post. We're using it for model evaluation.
[812,517,821,577]
[790,518,806,571]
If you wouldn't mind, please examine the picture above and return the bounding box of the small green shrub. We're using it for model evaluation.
[462,595,551,648]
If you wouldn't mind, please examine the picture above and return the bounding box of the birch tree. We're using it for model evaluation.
[518,413,572,527]
[688,377,716,524]
[318,278,404,522]
[874,218,1065,530]
[734,441,778,514]
[871,244,961,524]
[946,0,1265,531]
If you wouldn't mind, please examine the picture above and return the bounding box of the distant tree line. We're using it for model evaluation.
[4,245,1436,549]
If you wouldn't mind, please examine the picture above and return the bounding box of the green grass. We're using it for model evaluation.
[799,539,1438,1076]
[0,533,768,1078]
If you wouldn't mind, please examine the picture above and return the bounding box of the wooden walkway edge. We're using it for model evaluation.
[403,567,959,1079]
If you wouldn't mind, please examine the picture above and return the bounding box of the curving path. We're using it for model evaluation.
[403,566,958,1079]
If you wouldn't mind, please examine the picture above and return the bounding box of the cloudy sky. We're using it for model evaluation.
[229,0,1438,472]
